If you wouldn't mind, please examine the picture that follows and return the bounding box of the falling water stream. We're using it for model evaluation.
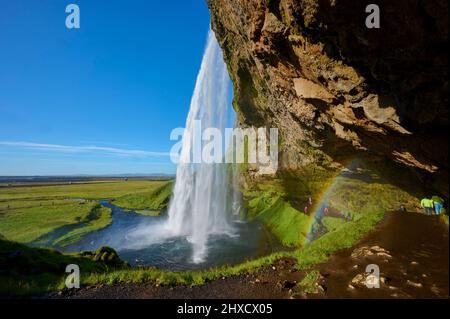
[166,28,235,263]
[60,28,281,269]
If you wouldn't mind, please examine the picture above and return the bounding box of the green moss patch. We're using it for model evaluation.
[257,197,311,247]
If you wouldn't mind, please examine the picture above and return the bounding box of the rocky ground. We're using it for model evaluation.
[311,211,448,298]
[49,211,448,299]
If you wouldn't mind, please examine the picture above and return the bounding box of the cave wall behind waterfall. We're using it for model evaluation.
[207,0,448,195]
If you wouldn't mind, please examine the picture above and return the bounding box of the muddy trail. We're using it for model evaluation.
[313,211,449,298]
[50,212,448,299]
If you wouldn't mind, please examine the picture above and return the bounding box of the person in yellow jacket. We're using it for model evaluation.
[420,198,434,215]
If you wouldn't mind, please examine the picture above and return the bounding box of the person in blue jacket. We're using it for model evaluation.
[432,196,444,215]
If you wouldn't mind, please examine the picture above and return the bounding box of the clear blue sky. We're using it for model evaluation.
[0,0,228,176]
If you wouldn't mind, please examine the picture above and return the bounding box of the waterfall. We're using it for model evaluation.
[166,28,236,263]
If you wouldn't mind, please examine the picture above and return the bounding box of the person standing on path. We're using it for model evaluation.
[432,196,444,215]
[420,198,434,215]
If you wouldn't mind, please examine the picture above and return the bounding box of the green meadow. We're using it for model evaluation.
[0,180,172,246]
[0,180,168,201]
[112,181,174,211]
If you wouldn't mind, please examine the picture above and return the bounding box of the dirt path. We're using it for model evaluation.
[313,211,449,298]
[51,212,448,299]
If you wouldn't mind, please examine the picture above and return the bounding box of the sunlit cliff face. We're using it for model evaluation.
[207,0,449,195]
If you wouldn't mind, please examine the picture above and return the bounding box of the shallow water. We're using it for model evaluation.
[63,201,280,271]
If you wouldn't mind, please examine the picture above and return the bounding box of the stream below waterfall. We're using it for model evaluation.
[62,201,282,271]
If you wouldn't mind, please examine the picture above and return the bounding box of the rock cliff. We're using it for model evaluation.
[207,0,448,195]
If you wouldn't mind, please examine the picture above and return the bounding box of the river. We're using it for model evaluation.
[62,200,281,271]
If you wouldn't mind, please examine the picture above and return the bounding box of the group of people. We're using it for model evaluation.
[305,197,353,222]
[340,211,352,221]
[420,196,445,216]
[308,199,354,241]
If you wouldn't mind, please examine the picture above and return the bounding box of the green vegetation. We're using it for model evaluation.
[243,164,420,250]
[81,252,287,288]
[243,166,329,247]
[135,210,161,217]
[0,238,128,296]
[0,199,385,296]
[0,200,103,244]
[322,216,346,232]
[0,180,167,201]
[328,176,420,216]
[47,205,112,247]
[296,270,322,294]
[0,180,172,246]
[78,205,385,290]
[112,181,173,212]
[253,196,311,246]
[74,167,408,293]
[292,208,384,268]
[0,168,423,297]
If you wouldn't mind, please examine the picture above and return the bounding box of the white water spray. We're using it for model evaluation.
[166,28,237,263]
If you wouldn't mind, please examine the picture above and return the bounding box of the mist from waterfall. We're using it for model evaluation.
[166,28,237,263]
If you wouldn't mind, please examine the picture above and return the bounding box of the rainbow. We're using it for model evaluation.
[304,159,359,241]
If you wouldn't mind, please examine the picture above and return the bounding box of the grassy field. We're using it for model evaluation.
[0,180,168,201]
[112,181,174,211]
[0,180,173,245]
[322,216,346,232]
[0,200,105,243]
[43,205,113,248]
[0,169,424,296]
